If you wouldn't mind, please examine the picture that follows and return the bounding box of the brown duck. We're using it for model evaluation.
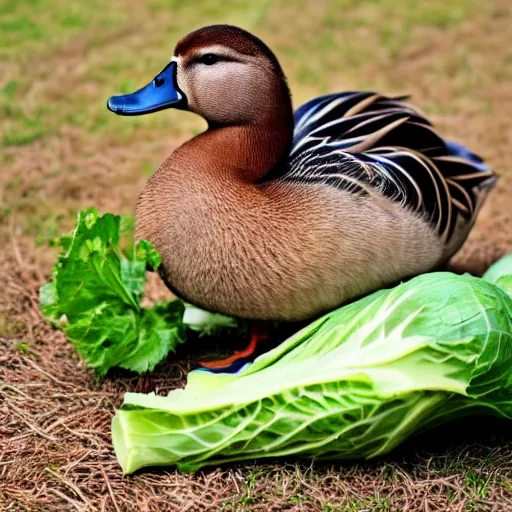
[107,25,497,368]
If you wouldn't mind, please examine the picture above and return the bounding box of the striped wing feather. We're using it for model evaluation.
[281,92,496,243]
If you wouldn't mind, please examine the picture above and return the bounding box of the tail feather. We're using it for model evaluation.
[444,140,490,172]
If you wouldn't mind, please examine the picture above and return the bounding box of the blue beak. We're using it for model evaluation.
[107,61,185,116]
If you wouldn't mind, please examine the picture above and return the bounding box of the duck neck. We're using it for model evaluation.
[176,93,294,184]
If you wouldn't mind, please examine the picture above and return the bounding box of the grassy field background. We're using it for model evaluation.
[1,0,512,510]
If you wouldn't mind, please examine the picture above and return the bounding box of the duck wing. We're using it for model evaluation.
[276,92,497,243]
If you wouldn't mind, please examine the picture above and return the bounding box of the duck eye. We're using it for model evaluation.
[198,53,220,65]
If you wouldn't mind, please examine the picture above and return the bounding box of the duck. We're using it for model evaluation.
[107,24,497,368]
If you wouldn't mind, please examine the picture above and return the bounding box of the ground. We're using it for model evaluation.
[1,0,512,510]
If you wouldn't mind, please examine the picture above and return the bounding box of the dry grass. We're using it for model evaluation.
[2,0,512,510]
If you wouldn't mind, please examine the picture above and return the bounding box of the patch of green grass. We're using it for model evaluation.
[497,477,512,493]
[419,5,468,27]
[15,341,32,354]
[287,492,308,504]
[0,317,26,337]
[0,0,129,59]
[464,469,493,500]
[141,161,155,175]
[316,0,483,63]
[2,79,19,98]
[0,14,45,42]
[1,0,488,149]
[238,469,266,506]
[3,167,80,247]
[3,118,50,146]
[25,213,66,247]
[339,495,390,512]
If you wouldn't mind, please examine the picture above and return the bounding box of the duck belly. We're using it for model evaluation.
[137,183,444,321]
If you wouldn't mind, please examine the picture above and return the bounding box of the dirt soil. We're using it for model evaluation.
[2,0,512,510]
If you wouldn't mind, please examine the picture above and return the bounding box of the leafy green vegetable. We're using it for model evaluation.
[483,253,512,297]
[40,209,185,376]
[112,268,512,474]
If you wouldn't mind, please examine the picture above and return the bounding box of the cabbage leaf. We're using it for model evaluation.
[483,253,512,297]
[112,265,512,474]
[39,209,185,376]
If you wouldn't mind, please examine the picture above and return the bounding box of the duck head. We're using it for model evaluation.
[107,24,292,127]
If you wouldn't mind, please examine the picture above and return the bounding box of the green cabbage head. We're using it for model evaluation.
[112,257,512,474]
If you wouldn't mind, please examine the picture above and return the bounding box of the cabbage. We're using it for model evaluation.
[483,253,512,297]
[112,260,512,474]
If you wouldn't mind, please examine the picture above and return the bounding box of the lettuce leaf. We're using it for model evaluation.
[112,266,512,474]
[40,209,185,376]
